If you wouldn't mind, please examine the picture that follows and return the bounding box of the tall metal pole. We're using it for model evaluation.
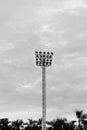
[42,66,46,130]
[35,51,53,130]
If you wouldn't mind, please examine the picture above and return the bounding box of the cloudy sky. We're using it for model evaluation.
[0,0,87,121]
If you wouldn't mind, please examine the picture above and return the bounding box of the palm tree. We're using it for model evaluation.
[81,114,87,130]
[75,110,83,130]
[75,110,87,130]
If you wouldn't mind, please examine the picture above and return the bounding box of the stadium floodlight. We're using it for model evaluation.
[35,51,53,130]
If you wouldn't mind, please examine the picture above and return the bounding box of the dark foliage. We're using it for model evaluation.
[0,110,87,130]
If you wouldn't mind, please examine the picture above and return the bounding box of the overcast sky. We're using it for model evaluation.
[0,0,87,121]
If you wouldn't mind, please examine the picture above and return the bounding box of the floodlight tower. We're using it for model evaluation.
[35,51,53,130]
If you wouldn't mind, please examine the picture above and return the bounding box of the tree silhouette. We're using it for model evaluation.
[0,118,10,130]
[0,110,87,130]
[75,110,83,130]
[49,118,67,130]
[11,119,24,130]
[80,114,87,130]
[24,119,38,130]
[37,118,42,130]
[67,121,76,130]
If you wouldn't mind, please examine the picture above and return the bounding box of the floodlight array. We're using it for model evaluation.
[35,51,53,67]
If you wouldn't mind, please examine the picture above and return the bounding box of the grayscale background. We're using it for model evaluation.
[0,0,87,121]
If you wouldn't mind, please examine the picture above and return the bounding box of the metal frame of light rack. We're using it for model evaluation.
[35,51,53,130]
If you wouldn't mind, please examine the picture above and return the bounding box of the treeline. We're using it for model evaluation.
[0,110,87,130]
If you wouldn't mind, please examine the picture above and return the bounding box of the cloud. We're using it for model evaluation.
[0,41,15,53]
[0,0,87,121]
[16,83,33,93]
[43,0,87,14]
[65,0,84,9]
